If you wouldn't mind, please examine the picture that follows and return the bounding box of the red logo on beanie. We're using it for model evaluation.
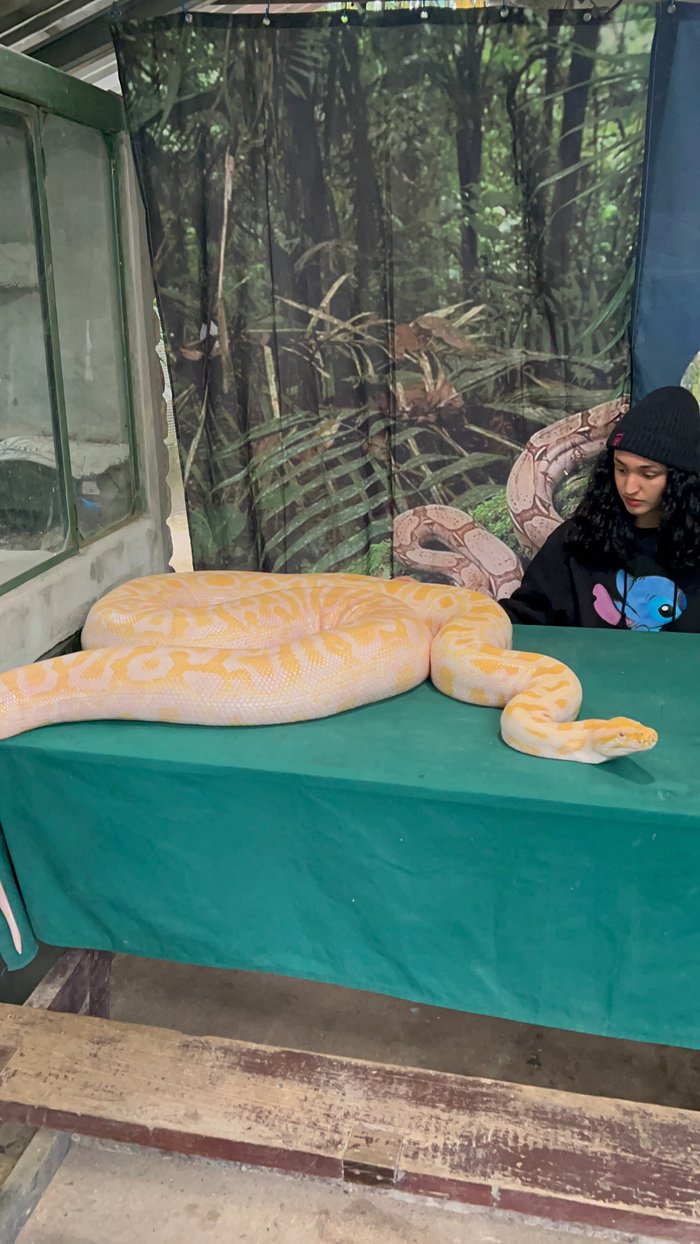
[612,432,623,446]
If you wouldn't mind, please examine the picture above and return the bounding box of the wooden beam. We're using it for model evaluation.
[0,1129,71,1244]
[0,0,113,45]
[24,950,113,1017]
[0,1004,697,1240]
[27,0,206,70]
[0,952,113,1242]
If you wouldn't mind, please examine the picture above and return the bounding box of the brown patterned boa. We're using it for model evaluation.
[393,398,626,597]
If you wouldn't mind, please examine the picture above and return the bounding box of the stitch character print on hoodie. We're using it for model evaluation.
[592,571,687,632]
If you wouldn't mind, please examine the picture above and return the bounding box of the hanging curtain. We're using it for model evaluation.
[113,6,654,577]
[631,3,700,403]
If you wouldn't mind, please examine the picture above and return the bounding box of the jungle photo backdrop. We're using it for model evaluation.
[114,5,655,575]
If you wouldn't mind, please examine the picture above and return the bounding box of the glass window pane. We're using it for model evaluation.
[43,115,136,541]
[0,109,69,589]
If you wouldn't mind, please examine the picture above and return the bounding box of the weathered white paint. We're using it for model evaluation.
[0,517,166,672]
[0,131,172,671]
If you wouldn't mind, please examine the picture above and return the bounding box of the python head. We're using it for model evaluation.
[591,716,658,762]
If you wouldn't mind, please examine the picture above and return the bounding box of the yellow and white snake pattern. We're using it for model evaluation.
[0,570,656,764]
[0,570,659,957]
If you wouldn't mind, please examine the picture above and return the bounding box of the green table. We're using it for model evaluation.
[0,625,699,1047]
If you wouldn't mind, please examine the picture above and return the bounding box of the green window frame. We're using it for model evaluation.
[0,46,141,596]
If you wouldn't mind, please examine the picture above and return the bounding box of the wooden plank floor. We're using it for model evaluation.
[0,1003,697,1242]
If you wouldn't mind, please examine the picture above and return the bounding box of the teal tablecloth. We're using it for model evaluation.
[0,625,699,1047]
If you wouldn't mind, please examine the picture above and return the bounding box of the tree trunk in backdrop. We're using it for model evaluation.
[545,20,601,351]
[454,23,486,300]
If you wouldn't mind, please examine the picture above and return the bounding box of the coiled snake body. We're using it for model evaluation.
[0,399,654,956]
[394,398,626,594]
[0,570,655,759]
[0,569,657,956]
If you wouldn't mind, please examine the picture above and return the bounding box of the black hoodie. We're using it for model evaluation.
[500,520,700,633]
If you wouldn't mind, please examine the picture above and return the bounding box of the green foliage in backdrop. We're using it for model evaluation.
[115,6,654,571]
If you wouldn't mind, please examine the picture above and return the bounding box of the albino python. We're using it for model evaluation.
[0,570,658,956]
[394,398,627,594]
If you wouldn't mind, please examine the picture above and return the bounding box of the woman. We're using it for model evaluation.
[500,386,700,632]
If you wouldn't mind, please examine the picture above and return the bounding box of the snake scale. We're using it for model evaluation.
[0,572,658,957]
[393,398,626,594]
[0,400,657,956]
[0,571,655,766]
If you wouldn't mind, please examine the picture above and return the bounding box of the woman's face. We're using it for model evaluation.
[613,451,668,528]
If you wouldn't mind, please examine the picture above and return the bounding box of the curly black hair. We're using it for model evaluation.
[565,451,700,573]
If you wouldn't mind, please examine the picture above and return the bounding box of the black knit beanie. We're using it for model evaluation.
[607,386,700,473]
